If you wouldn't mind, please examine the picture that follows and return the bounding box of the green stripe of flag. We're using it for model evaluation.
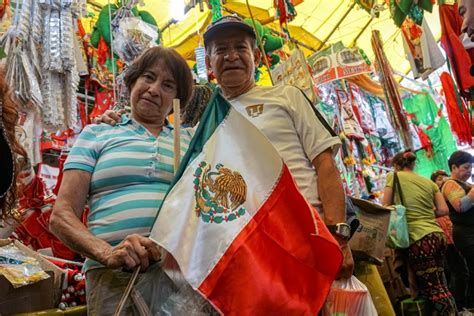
[151,87,231,223]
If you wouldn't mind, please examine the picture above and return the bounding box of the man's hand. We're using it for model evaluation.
[93,109,125,125]
[335,238,354,279]
[460,0,474,41]
[97,234,162,271]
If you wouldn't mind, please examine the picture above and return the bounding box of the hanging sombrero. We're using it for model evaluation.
[0,100,14,201]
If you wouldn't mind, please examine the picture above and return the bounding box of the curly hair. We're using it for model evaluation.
[0,67,27,221]
[391,149,417,170]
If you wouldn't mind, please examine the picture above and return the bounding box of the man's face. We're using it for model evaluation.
[205,29,260,95]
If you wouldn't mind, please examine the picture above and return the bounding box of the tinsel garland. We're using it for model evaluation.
[2,0,86,131]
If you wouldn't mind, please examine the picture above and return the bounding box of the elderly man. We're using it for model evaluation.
[101,16,354,279]
[203,15,354,278]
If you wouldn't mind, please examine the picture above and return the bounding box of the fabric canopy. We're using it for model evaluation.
[89,0,442,74]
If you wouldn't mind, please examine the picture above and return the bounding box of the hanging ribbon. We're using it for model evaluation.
[273,0,296,39]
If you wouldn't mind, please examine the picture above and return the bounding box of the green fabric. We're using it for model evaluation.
[386,171,443,244]
[403,94,457,178]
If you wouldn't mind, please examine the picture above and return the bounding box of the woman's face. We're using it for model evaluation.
[130,59,178,125]
[452,163,472,182]
[435,175,446,188]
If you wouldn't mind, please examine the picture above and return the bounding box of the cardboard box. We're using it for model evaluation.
[0,239,65,315]
[349,198,391,265]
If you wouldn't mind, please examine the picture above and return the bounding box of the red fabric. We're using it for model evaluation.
[53,152,68,196]
[440,72,472,145]
[78,99,88,127]
[18,175,45,210]
[97,36,110,66]
[198,166,343,315]
[439,4,474,99]
[88,87,114,121]
[274,0,288,25]
[436,215,453,245]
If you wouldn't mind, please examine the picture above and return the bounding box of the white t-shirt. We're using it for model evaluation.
[228,85,341,208]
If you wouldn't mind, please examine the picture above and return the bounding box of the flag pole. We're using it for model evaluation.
[114,100,181,315]
[173,99,181,174]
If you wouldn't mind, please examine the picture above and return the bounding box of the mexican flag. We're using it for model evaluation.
[150,89,342,315]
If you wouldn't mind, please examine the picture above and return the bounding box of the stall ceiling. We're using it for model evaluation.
[89,0,442,74]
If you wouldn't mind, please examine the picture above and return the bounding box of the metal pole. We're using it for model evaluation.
[316,2,356,51]
[222,7,318,53]
[245,0,274,85]
[349,17,373,48]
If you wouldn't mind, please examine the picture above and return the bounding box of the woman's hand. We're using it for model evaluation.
[93,109,125,126]
[98,234,162,271]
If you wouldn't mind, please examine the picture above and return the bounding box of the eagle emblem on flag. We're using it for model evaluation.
[193,161,247,224]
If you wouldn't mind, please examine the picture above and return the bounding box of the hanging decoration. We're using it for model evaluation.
[439,72,472,145]
[400,17,444,80]
[244,18,284,68]
[439,2,474,100]
[371,30,413,149]
[207,0,222,22]
[386,0,433,27]
[273,0,297,38]
[195,47,208,83]
[307,42,373,86]
[2,0,87,132]
[0,0,8,19]
[271,49,315,101]
[403,93,457,177]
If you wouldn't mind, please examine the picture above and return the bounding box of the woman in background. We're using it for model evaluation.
[383,150,456,315]
[442,150,474,308]
[431,169,470,309]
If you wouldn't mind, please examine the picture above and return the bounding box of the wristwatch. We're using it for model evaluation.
[326,223,352,241]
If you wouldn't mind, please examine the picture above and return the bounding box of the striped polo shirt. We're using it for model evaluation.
[64,115,193,271]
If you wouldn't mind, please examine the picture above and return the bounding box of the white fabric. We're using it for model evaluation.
[150,107,283,287]
[228,85,341,208]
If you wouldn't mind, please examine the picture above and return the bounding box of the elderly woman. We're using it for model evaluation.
[383,150,456,315]
[50,47,196,314]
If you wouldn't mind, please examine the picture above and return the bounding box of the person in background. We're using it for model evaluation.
[431,170,470,309]
[442,150,474,307]
[50,47,217,315]
[459,0,474,41]
[383,150,456,314]
[432,170,449,189]
[0,66,27,221]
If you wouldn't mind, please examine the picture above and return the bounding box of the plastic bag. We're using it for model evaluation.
[112,17,159,65]
[0,243,50,288]
[322,276,377,316]
[386,205,410,249]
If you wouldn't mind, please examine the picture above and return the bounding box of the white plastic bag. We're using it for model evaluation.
[322,276,377,316]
